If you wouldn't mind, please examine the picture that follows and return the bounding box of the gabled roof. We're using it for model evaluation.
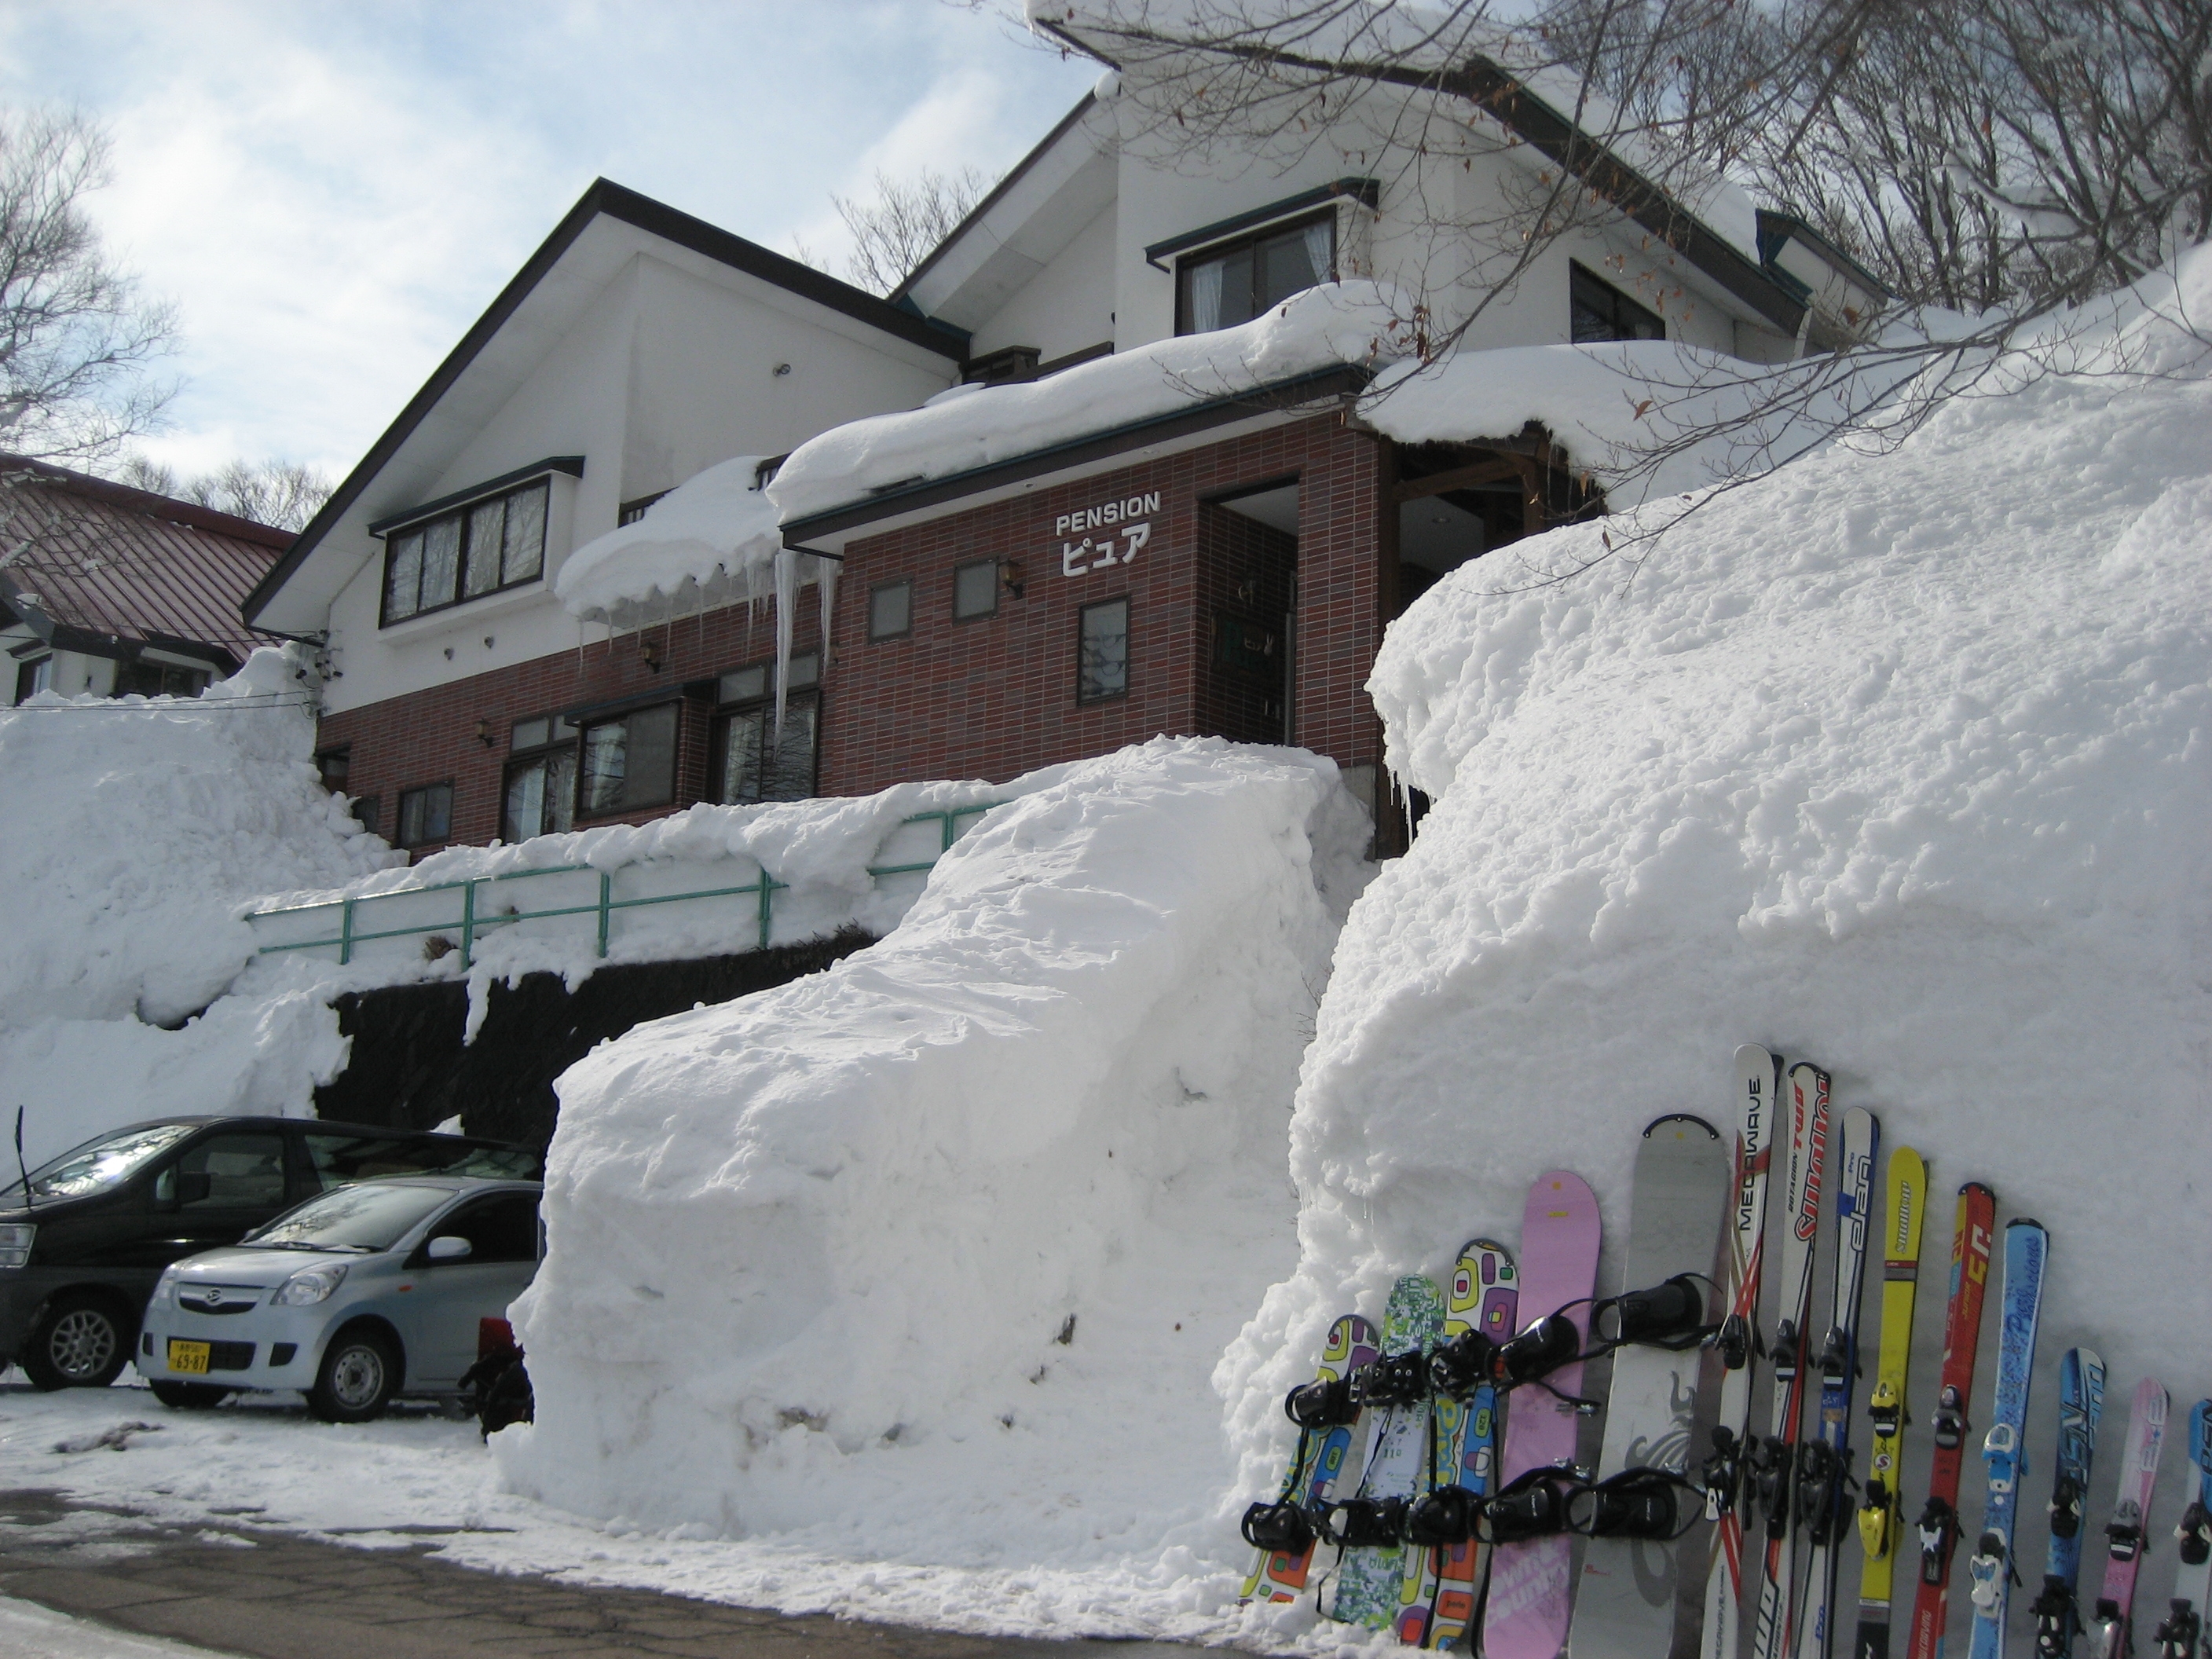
[244,178,968,634]
[0,455,289,669]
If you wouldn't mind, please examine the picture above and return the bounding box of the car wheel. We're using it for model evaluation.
[20,1293,131,1390]
[149,1380,232,1410]
[307,1328,399,1423]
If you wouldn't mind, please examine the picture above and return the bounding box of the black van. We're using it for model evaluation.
[0,1116,541,1390]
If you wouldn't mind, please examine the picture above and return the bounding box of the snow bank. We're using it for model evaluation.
[1221,247,2212,1638]
[0,649,394,1163]
[767,283,1415,521]
[495,739,1372,1576]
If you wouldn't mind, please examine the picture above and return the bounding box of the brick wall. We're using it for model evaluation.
[820,412,1385,795]
[320,601,821,855]
[317,412,1390,853]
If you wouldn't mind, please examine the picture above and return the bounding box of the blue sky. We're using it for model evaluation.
[0,2,1098,480]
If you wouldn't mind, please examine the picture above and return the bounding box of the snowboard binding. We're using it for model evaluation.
[1352,1348,1430,1411]
[1283,1374,1361,1430]
[1317,1495,1410,1549]
[1240,1498,1316,1555]
[1569,1467,1705,1540]
[1489,1312,1583,1390]
[1478,1465,1582,1544]
[1404,1484,1480,1548]
[1588,1273,1716,1352]
[1426,1328,1497,1401]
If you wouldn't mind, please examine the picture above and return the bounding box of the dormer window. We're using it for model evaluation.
[1177,215,1335,335]
[379,476,552,625]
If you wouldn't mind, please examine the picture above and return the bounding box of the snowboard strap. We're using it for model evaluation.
[1240,1497,1316,1555]
[1477,1464,1585,1544]
[1352,1348,1430,1410]
[1587,1273,1720,1353]
[1405,1483,1481,1547]
[1318,1494,1412,1549]
[1569,1466,1707,1540]
[1284,1375,1361,1430]
[1427,1327,1498,1401]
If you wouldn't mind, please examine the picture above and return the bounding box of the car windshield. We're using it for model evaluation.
[244,1183,455,1253]
[2,1122,198,1203]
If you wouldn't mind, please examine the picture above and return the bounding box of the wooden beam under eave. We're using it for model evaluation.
[1391,457,1522,504]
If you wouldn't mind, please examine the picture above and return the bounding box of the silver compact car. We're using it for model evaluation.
[138,1177,542,1422]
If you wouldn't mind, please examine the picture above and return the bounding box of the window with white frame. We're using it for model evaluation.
[380,478,549,624]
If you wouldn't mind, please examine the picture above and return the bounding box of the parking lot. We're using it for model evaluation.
[0,1379,1234,1655]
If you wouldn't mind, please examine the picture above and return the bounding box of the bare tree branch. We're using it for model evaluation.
[834,167,994,295]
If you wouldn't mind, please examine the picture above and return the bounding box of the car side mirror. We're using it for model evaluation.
[159,1170,211,1209]
[426,1235,472,1262]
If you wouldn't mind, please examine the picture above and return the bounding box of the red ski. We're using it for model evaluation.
[1905,1183,1998,1659]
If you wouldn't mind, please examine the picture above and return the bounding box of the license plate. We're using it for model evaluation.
[167,1339,211,1375]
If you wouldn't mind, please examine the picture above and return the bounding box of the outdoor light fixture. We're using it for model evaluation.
[476,720,494,748]
[640,636,664,672]
[1000,559,1026,599]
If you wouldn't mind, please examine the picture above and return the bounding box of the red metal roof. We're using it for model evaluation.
[0,455,292,668]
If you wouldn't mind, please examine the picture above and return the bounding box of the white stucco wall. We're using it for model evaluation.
[966,204,1119,365]
[322,251,955,716]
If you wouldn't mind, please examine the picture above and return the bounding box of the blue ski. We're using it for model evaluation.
[1968,1221,2049,1659]
[2032,1350,2109,1658]
[2153,1401,2212,1659]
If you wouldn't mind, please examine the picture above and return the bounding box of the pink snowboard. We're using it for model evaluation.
[1482,1170,1602,1659]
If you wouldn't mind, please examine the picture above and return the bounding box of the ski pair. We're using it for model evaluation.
[2087,1379,2171,1659]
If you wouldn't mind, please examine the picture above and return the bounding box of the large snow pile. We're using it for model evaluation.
[767,283,1415,520]
[1217,249,2212,1639]
[0,648,393,1163]
[495,740,1372,1577]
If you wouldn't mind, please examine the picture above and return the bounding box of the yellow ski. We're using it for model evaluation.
[1854,1145,1928,1659]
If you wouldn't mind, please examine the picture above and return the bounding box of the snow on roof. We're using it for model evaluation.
[767,281,1416,522]
[553,456,788,630]
[1361,339,1845,507]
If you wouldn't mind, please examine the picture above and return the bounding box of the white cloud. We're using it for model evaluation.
[0,1,1095,481]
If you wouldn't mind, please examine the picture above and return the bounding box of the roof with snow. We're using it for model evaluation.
[0,456,291,669]
[241,178,969,636]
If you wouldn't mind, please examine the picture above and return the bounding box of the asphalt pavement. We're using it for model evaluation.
[0,1489,1203,1659]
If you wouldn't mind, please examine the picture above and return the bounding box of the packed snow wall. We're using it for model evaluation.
[495,738,1372,1558]
[1215,253,2212,1640]
[0,649,394,1165]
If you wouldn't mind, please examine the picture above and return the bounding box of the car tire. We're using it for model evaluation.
[307,1328,399,1423]
[149,1380,232,1410]
[20,1292,131,1390]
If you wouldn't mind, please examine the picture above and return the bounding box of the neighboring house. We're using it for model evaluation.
[241,179,965,853]
[245,57,1877,859]
[0,455,291,706]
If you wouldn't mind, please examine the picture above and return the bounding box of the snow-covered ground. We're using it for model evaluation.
[1,1591,240,1659]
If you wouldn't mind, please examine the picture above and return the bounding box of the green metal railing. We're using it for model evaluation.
[247,803,998,970]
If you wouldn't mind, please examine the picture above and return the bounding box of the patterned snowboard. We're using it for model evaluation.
[1485,1170,1604,1659]
[1332,1275,1447,1628]
[1569,1115,1729,1659]
[1404,1237,1521,1648]
[1242,1313,1384,1602]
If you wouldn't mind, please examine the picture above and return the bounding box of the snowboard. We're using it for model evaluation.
[1243,1312,1384,1603]
[1408,1237,1520,1650]
[1335,1276,1447,1628]
[1570,1114,1730,1659]
[1483,1170,1603,1659]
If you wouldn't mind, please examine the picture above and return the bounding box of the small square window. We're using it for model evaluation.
[953,559,999,621]
[511,716,549,750]
[15,655,53,702]
[1569,262,1665,344]
[1078,598,1130,702]
[870,580,912,641]
[786,650,820,689]
[396,783,453,848]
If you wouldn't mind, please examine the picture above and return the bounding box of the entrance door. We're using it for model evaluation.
[1202,482,1301,746]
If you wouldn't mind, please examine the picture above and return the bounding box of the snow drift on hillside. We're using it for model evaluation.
[1218,250,2212,1646]
[0,648,392,1163]
[496,740,1370,1573]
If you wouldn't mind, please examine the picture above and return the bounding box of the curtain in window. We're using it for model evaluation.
[419,518,462,610]
[1188,256,1224,333]
[502,484,547,584]
[463,500,505,597]
[1302,217,1335,286]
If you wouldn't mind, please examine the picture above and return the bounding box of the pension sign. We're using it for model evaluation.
[1057,492,1158,577]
